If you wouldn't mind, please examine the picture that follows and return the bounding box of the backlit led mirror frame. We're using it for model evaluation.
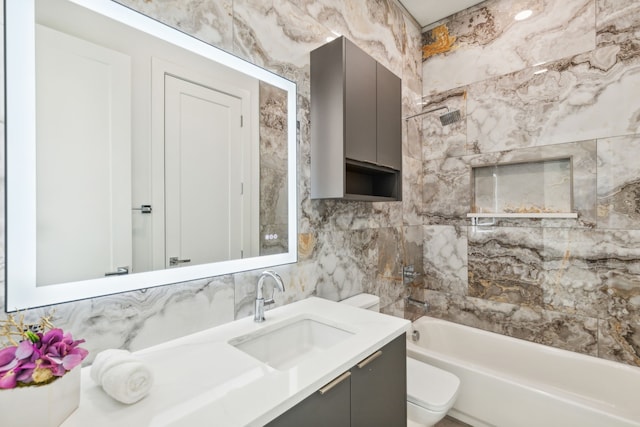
[4,0,297,310]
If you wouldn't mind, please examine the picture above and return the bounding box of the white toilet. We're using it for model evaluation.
[340,294,460,427]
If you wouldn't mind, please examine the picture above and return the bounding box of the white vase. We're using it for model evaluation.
[0,366,80,427]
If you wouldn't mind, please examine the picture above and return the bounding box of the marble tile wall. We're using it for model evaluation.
[416,0,640,366]
[0,1,422,362]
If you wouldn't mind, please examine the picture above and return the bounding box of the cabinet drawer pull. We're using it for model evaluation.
[319,371,351,395]
[357,350,382,369]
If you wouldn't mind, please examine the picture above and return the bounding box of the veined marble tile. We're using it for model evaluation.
[464,223,640,323]
[593,230,640,322]
[420,89,468,161]
[374,225,423,302]
[297,93,313,236]
[369,277,406,311]
[403,100,423,161]
[114,0,234,51]
[312,229,377,302]
[310,199,402,232]
[128,277,235,351]
[421,290,599,356]
[377,227,403,280]
[233,0,329,83]
[24,277,235,364]
[597,134,640,229]
[369,226,414,307]
[402,225,424,270]
[422,0,595,95]
[403,13,423,99]
[467,47,640,153]
[398,7,425,163]
[289,0,406,77]
[403,155,423,226]
[540,228,606,318]
[423,156,471,224]
[531,228,640,321]
[596,0,640,55]
[468,226,544,307]
[423,225,468,295]
[598,318,640,366]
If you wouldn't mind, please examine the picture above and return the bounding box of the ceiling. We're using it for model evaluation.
[398,0,485,28]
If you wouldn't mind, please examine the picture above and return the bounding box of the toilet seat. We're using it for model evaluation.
[407,357,460,412]
[339,294,380,311]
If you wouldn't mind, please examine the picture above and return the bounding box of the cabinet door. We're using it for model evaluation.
[351,334,407,427]
[266,372,351,427]
[344,38,377,165]
[376,63,402,170]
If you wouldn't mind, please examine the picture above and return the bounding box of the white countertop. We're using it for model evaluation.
[61,297,410,426]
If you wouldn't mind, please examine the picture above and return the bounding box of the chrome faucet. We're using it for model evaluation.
[254,270,285,322]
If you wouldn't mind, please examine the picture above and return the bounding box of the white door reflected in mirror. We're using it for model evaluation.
[36,24,132,286]
[164,75,254,268]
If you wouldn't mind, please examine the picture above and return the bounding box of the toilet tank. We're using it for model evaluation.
[339,293,380,312]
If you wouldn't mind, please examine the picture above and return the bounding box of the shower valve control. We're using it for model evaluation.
[403,265,421,284]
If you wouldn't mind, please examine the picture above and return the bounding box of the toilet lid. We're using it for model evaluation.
[406,357,460,412]
[340,293,379,309]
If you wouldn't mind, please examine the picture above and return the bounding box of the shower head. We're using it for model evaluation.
[439,108,461,126]
[403,105,462,126]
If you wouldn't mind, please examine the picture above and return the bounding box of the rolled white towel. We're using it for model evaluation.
[101,360,154,404]
[90,349,132,384]
[90,349,154,404]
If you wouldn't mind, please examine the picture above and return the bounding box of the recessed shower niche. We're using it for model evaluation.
[468,158,578,220]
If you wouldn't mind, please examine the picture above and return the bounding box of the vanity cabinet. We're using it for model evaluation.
[266,334,406,427]
[265,371,351,427]
[351,333,406,426]
[311,36,402,201]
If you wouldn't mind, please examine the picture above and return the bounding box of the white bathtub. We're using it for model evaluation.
[407,316,640,427]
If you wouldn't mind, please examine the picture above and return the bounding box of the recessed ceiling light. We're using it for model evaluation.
[514,10,533,21]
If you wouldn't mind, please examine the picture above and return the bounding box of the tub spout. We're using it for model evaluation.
[406,296,428,311]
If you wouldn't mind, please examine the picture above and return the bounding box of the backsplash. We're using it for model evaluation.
[411,0,640,366]
[0,0,422,362]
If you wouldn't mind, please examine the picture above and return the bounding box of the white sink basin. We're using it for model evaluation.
[229,317,354,370]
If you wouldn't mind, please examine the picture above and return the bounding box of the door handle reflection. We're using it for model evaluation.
[105,266,129,276]
[169,257,191,266]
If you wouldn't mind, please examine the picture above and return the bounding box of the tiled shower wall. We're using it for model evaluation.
[415,0,640,366]
[0,1,423,361]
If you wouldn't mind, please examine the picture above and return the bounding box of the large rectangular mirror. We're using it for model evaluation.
[5,0,297,310]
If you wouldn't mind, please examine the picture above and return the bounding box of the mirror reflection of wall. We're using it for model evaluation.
[33,0,288,287]
[259,82,289,256]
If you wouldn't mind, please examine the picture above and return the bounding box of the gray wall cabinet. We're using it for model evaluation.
[266,334,407,427]
[311,36,402,201]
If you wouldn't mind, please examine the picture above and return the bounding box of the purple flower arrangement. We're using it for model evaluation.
[0,315,88,389]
